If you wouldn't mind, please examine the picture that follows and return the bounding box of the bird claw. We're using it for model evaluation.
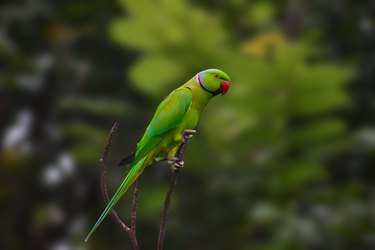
[168,157,184,170]
[182,129,196,142]
[168,130,195,170]
[167,157,179,164]
[184,129,196,134]
[173,160,184,171]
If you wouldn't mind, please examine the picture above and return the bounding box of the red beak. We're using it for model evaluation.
[220,81,230,95]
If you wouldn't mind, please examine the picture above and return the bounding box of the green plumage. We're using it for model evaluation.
[85,69,230,242]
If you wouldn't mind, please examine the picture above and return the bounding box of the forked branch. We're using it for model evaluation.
[100,122,139,250]
[100,123,195,250]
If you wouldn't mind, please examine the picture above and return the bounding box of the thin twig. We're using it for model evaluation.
[100,122,140,250]
[157,170,180,250]
[131,179,140,231]
[100,122,130,232]
[157,130,195,250]
[127,178,141,249]
[101,124,194,250]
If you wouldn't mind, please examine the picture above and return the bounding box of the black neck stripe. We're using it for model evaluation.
[197,73,222,96]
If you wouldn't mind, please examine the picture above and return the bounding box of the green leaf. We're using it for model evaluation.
[129,55,184,97]
[291,90,347,115]
[269,162,327,194]
[290,119,347,146]
[71,145,101,165]
[248,2,276,27]
[59,97,129,116]
[63,122,106,143]
[110,19,162,51]
[138,184,170,222]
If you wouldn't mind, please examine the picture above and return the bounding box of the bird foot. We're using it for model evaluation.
[173,160,184,171]
[167,157,184,170]
[182,129,196,142]
[167,157,179,164]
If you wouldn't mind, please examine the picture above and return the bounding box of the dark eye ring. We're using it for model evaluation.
[214,74,218,78]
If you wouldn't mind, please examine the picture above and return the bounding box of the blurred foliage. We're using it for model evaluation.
[110,0,229,97]
[59,97,131,117]
[1,0,375,250]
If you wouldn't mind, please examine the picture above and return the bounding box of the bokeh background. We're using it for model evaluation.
[1,0,375,249]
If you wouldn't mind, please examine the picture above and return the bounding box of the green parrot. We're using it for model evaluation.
[85,69,230,242]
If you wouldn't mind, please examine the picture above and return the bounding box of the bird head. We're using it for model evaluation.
[196,69,231,96]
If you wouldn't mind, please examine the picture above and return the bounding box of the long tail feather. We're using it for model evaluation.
[85,156,147,242]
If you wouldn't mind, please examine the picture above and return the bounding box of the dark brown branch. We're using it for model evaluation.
[157,171,180,250]
[131,178,141,232]
[101,123,194,250]
[100,122,140,250]
[128,179,141,249]
[157,130,195,250]
[100,122,129,232]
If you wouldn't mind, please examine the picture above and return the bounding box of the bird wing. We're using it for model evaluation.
[132,87,193,163]
[85,87,193,242]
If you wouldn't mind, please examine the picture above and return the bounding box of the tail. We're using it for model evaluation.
[85,156,147,242]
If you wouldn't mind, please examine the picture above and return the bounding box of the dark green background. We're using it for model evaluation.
[1,0,375,249]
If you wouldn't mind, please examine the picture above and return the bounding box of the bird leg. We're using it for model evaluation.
[170,129,196,171]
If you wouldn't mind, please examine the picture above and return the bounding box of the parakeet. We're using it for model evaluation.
[85,69,230,242]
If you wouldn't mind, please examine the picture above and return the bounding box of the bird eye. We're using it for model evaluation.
[214,74,218,78]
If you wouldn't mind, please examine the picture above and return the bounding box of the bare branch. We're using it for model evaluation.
[101,123,194,250]
[157,171,180,250]
[157,130,196,250]
[100,122,140,250]
[131,178,141,231]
